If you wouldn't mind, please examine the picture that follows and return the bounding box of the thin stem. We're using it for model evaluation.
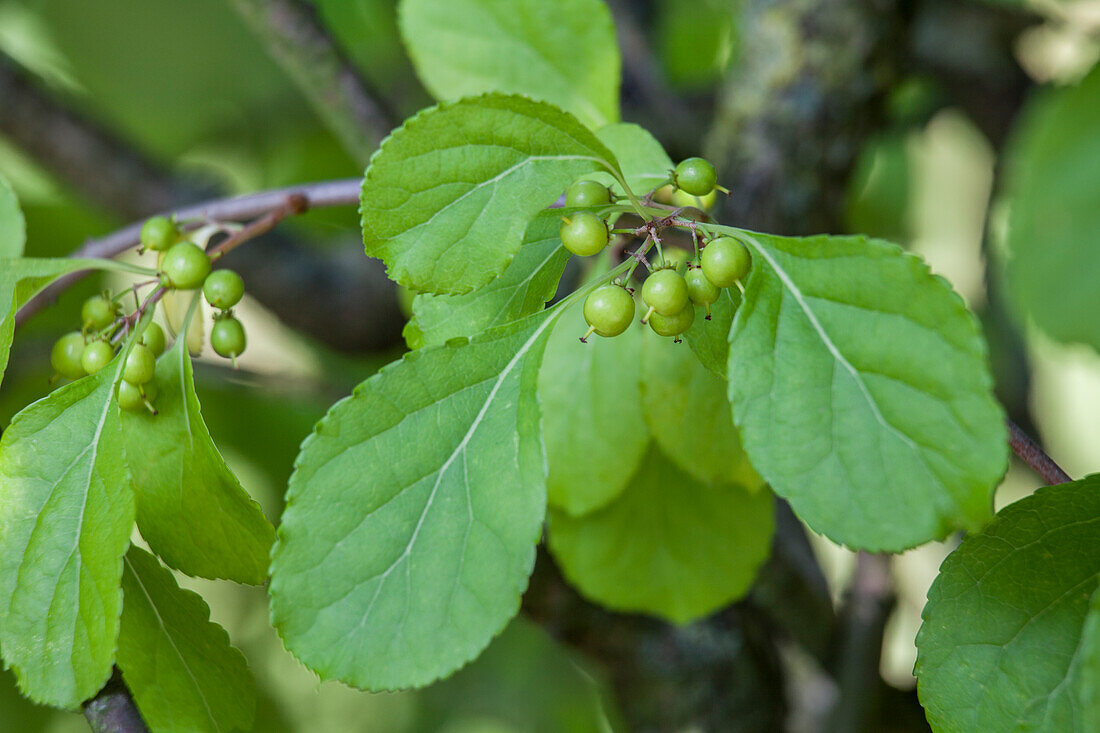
[208,194,309,258]
[1007,419,1072,485]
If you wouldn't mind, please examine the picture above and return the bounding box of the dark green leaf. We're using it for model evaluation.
[548,445,774,623]
[270,311,560,690]
[685,288,741,379]
[728,230,1006,551]
[916,476,1100,732]
[360,93,617,295]
[117,547,254,733]
[398,0,620,129]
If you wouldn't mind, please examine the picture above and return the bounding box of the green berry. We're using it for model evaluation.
[203,269,245,309]
[81,295,117,331]
[118,379,157,412]
[123,343,156,385]
[211,316,247,360]
[140,216,179,252]
[560,212,609,257]
[565,179,612,208]
[162,242,211,289]
[648,304,696,338]
[686,267,720,306]
[51,331,87,380]
[80,340,115,375]
[662,248,691,272]
[700,237,751,287]
[641,268,689,319]
[140,322,167,357]
[674,157,718,197]
[582,284,635,340]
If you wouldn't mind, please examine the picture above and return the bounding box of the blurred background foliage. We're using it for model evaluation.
[2,0,1100,730]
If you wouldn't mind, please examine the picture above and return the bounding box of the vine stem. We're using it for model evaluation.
[1007,418,1072,485]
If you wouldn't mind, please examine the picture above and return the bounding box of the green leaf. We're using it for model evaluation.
[117,547,255,733]
[727,231,1007,551]
[548,444,774,624]
[0,173,26,257]
[270,310,560,690]
[360,93,617,295]
[655,0,738,89]
[398,0,620,130]
[406,211,570,348]
[591,123,674,197]
[0,258,151,388]
[1003,65,1100,352]
[120,325,275,584]
[641,327,760,488]
[0,362,134,708]
[1079,587,1100,729]
[538,295,648,516]
[915,476,1100,732]
[685,288,741,379]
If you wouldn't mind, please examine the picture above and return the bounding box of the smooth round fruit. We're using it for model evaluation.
[583,284,635,338]
[565,179,612,208]
[123,343,156,385]
[663,248,691,272]
[51,331,87,380]
[203,269,245,309]
[686,267,720,306]
[674,157,718,197]
[82,295,117,331]
[671,187,718,212]
[641,268,689,317]
[80,340,115,375]
[649,304,696,337]
[140,322,167,357]
[140,216,178,252]
[211,316,247,359]
[118,379,157,412]
[560,212,609,256]
[161,242,212,289]
[700,237,751,287]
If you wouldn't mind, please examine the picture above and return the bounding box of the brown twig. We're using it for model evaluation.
[208,194,309,258]
[1007,418,1072,485]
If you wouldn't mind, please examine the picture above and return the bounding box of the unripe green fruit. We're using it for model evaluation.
[674,157,718,197]
[80,340,115,375]
[140,216,178,252]
[140,322,167,357]
[671,187,718,211]
[700,237,751,287]
[123,344,156,385]
[649,304,696,338]
[82,295,117,331]
[162,242,212,289]
[641,268,689,318]
[51,331,87,380]
[686,267,720,306]
[565,179,612,208]
[582,284,635,339]
[211,316,247,359]
[203,269,245,309]
[662,248,691,272]
[118,379,157,412]
[560,212,609,256]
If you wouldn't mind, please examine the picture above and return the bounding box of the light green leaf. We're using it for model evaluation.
[120,324,275,585]
[398,0,620,129]
[0,258,152,388]
[915,476,1100,732]
[685,288,741,379]
[727,230,1006,551]
[406,211,570,348]
[117,547,255,733]
[1003,64,1100,352]
[0,173,26,257]
[641,327,760,488]
[0,360,134,708]
[591,122,674,197]
[360,93,617,295]
[548,444,774,624]
[270,311,560,690]
[538,294,648,517]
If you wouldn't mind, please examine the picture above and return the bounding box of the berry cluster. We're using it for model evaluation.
[48,216,251,410]
[562,157,751,343]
